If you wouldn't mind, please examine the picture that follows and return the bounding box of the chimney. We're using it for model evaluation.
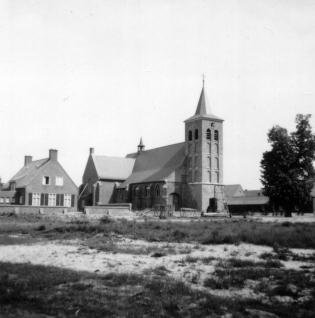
[24,155,33,166]
[49,149,58,161]
[90,147,94,155]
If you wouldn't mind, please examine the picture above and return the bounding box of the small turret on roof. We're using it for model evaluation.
[137,137,145,153]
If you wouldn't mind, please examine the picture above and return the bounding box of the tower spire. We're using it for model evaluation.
[195,75,208,115]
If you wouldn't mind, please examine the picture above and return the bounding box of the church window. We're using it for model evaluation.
[208,143,211,153]
[188,130,192,141]
[214,130,219,141]
[194,142,198,153]
[216,172,220,183]
[208,157,211,169]
[195,129,199,140]
[215,157,219,169]
[208,171,211,182]
[188,157,192,168]
[145,186,150,197]
[188,143,192,153]
[155,184,160,197]
[216,143,219,154]
[195,168,199,182]
[206,129,211,140]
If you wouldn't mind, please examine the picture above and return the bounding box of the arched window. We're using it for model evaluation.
[206,129,211,140]
[214,130,219,141]
[194,129,199,140]
[188,130,192,141]
[155,184,160,197]
[216,172,220,183]
[145,186,150,197]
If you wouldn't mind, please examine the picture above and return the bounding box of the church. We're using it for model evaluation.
[80,81,226,212]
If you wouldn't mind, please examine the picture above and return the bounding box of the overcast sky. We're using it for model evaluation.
[0,0,314,189]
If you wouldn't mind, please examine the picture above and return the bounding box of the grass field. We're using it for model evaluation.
[0,214,315,317]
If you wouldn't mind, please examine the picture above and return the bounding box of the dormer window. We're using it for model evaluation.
[42,176,50,185]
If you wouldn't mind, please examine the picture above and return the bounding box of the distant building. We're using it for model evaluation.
[0,149,77,210]
[80,81,226,212]
[311,183,315,213]
[224,184,269,213]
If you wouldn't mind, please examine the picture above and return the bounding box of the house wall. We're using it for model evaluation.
[26,160,78,209]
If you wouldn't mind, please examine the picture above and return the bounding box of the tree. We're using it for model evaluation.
[260,114,315,217]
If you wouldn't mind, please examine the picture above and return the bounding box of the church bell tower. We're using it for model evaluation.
[184,78,225,212]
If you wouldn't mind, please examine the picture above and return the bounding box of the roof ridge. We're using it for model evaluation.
[92,155,135,160]
[129,142,185,155]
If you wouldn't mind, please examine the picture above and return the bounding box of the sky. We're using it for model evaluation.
[0,0,315,189]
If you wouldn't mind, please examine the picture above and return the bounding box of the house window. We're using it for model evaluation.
[188,130,192,141]
[155,184,160,197]
[194,129,199,140]
[0,198,3,203]
[42,176,50,185]
[55,177,64,186]
[56,194,64,206]
[214,130,219,141]
[32,193,40,206]
[64,194,71,207]
[5,198,9,203]
[48,193,56,206]
[206,129,211,140]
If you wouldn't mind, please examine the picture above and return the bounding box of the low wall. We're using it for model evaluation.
[84,204,134,220]
[0,205,77,215]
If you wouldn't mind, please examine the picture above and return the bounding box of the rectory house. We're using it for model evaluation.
[0,149,77,210]
[80,82,226,212]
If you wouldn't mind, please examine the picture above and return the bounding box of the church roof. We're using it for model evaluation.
[119,142,185,187]
[92,155,135,181]
[185,84,223,122]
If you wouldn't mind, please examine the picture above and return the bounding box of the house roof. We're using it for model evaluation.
[224,184,244,197]
[243,190,265,197]
[119,142,186,187]
[226,196,269,206]
[10,158,48,188]
[92,155,135,181]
